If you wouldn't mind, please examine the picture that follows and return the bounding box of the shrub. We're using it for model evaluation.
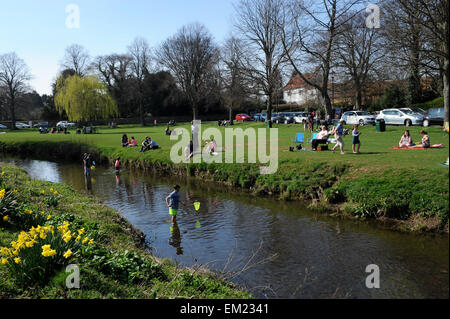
[0,221,95,286]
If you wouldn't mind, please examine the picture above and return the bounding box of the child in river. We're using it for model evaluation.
[115,157,121,173]
[165,185,185,223]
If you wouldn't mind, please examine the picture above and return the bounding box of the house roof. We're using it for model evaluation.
[284,74,316,91]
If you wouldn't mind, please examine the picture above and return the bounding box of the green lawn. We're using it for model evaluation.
[1,122,448,231]
[0,122,448,169]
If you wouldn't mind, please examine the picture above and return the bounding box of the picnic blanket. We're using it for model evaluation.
[392,144,444,150]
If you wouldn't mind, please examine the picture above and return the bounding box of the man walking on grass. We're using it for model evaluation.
[332,120,346,155]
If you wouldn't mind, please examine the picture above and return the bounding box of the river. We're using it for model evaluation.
[1,156,448,298]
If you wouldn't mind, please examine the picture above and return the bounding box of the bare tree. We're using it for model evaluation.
[128,37,152,126]
[157,23,219,120]
[220,37,254,122]
[234,0,288,124]
[281,0,362,118]
[61,44,91,76]
[0,52,32,129]
[334,11,385,109]
[391,0,449,126]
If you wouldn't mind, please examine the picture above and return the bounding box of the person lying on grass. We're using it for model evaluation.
[413,130,430,149]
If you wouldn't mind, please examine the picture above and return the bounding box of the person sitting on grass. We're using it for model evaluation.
[121,134,129,147]
[413,130,431,149]
[140,137,151,152]
[312,126,329,151]
[352,124,361,154]
[148,137,159,150]
[399,130,414,148]
[128,136,138,147]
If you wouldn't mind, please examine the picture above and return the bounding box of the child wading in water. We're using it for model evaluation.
[166,185,185,223]
[115,157,121,173]
[352,125,361,154]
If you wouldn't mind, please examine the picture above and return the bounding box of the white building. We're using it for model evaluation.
[283,74,320,105]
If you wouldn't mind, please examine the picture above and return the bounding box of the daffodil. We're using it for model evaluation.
[13,189,18,194]
[14,257,21,264]
[41,190,46,195]
[63,250,72,259]
[3,215,8,222]
[53,191,58,196]
[1,258,8,265]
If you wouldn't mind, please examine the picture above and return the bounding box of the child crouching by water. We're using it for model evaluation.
[166,185,185,223]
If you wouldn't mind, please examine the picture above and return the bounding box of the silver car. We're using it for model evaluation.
[376,108,423,126]
[341,111,376,126]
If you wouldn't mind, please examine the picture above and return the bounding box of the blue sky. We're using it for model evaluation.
[0,0,237,95]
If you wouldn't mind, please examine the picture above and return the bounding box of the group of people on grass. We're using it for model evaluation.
[398,130,430,148]
[120,134,159,152]
[310,120,360,155]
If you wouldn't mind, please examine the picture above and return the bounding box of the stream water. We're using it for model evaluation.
[1,156,448,298]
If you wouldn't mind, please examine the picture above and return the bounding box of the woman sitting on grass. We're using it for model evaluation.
[128,136,138,147]
[121,134,129,147]
[413,130,431,149]
[312,126,329,151]
[399,130,414,148]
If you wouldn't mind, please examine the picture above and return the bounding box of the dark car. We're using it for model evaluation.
[33,121,49,128]
[423,108,445,127]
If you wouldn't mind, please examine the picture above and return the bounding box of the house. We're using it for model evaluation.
[283,73,320,105]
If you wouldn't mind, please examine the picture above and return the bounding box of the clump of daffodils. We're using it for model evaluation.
[0,221,94,285]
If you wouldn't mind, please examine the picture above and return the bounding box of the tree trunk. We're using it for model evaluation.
[192,102,198,121]
[266,94,273,124]
[228,105,233,122]
[321,90,332,119]
[443,58,449,128]
[139,100,145,126]
[355,81,362,110]
[9,97,17,130]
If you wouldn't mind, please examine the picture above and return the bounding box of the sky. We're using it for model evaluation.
[0,0,237,95]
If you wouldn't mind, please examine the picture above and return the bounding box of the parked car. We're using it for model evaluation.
[376,108,423,126]
[281,112,296,124]
[56,121,76,128]
[402,107,426,116]
[293,112,310,124]
[0,124,7,129]
[423,107,445,127]
[253,113,264,121]
[15,122,31,129]
[340,111,376,126]
[270,113,283,123]
[33,121,49,128]
[235,113,251,121]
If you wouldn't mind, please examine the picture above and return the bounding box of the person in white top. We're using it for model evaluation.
[312,126,329,150]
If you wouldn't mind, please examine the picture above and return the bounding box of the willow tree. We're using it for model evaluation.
[54,75,118,122]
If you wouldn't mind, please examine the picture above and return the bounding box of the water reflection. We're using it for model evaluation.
[169,222,183,255]
[1,156,448,299]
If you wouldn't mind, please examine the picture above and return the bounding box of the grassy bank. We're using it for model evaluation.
[0,165,251,299]
[0,122,448,232]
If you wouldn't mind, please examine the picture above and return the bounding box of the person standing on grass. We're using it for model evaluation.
[352,124,361,154]
[332,120,345,155]
[166,185,185,223]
